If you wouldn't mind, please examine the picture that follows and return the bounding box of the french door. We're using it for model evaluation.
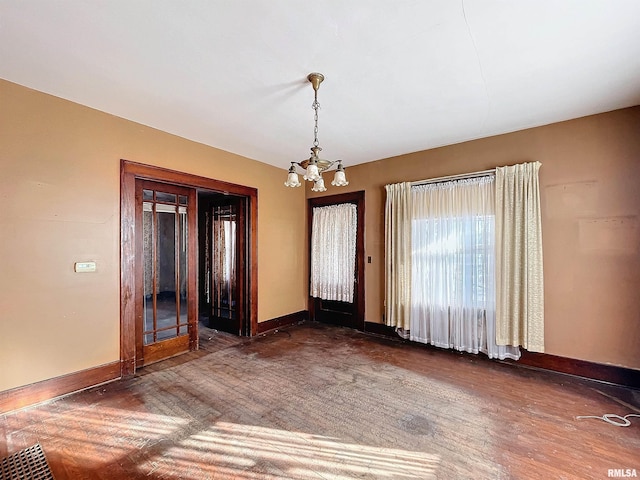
[134,180,197,367]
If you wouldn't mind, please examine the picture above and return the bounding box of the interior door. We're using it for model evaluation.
[201,196,247,335]
[308,191,365,330]
[135,180,197,367]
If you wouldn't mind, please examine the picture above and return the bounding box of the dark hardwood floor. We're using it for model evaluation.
[1,322,638,479]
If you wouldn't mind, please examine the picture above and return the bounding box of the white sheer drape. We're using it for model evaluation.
[410,177,520,360]
[384,182,412,330]
[495,161,544,352]
[310,203,357,303]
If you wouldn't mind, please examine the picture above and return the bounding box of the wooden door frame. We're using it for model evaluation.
[308,190,365,330]
[120,160,258,377]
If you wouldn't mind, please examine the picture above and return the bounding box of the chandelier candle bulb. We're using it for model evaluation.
[331,161,349,186]
[311,177,327,192]
[304,156,321,182]
[285,72,349,189]
[284,163,302,187]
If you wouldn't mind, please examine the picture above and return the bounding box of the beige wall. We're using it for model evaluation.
[310,106,640,370]
[0,79,307,392]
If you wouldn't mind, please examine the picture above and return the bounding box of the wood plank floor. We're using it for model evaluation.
[1,322,639,479]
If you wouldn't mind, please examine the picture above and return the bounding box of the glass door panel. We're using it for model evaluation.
[212,205,237,322]
[143,200,154,343]
[179,208,188,332]
[154,203,178,342]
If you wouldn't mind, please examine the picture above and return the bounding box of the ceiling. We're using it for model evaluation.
[2,1,640,170]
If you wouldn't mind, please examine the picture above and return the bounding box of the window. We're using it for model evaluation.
[385,162,543,357]
[409,177,519,360]
[412,214,494,307]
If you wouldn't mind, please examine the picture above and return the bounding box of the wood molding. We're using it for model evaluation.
[121,160,258,197]
[364,321,397,337]
[120,163,136,377]
[516,351,640,389]
[362,321,639,388]
[0,361,121,415]
[257,311,308,334]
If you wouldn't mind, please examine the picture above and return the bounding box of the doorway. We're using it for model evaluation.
[120,160,258,376]
[198,192,248,336]
[308,191,365,330]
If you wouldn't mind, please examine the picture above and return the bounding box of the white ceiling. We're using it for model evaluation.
[1,1,640,170]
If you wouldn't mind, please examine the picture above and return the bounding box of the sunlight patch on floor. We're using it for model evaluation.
[21,405,189,465]
[141,421,441,479]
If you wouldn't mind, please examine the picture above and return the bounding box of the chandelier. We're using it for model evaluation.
[284,73,349,191]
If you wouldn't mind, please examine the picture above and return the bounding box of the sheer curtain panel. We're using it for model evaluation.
[384,182,412,330]
[495,161,544,352]
[410,177,520,360]
[310,203,357,303]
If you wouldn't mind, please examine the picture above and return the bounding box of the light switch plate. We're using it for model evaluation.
[75,261,97,273]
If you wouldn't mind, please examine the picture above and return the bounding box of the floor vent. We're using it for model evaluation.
[0,444,54,480]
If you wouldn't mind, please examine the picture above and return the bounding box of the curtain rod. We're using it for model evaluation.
[411,168,495,186]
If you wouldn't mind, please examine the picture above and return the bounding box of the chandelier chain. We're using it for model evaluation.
[312,90,320,148]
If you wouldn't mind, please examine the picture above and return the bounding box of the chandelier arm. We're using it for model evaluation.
[296,159,337,172]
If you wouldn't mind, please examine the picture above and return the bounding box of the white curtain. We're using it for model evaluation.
[310,203,357,303]
[410,176,520,360]
[495,161,544,352]
[384,182,412,330]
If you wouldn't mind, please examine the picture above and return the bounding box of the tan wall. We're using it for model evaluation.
[0,79,307,392]
[309,106,640,370]
[2,77,637,394]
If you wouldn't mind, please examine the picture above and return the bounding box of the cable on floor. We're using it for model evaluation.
[576,413,640,427]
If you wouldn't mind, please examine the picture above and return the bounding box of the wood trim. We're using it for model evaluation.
[141,335,191,366]
[249,190,258,337]
[364,321,397,337]
[120,163,136,377]
[121,160,259,377]
[236,197,248,336]
[122,160,257,197]
[257,311,308,334]
[0,361,121,415]
[355,193,365,329]
[362,321,639,388]
[186,185,199,349]
[515,351,640,389]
